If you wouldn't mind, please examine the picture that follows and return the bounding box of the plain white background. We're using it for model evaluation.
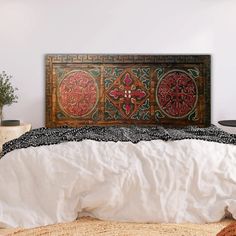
[0,0,236,130]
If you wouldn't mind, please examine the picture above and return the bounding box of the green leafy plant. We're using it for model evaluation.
[0,71,18,121]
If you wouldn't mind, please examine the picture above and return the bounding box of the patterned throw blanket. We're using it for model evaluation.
[1,125,236,157]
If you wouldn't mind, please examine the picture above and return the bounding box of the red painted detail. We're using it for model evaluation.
[107,72,147,116]
[109,88,124,99]
[123,73,133,85]
[156,71,197,118]
[59,71,98,117]
[124,103,131,115]
[131,89,146,99]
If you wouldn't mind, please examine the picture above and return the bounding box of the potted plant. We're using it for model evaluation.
[0,71,18,125]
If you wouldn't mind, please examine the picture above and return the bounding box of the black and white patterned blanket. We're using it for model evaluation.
[1,125,236,158]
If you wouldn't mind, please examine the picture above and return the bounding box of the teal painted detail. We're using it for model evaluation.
[56,112,66,119]
[155,110,165,121]
[131,110,150,120]
[104,112,112,120]
[140,99,150,111]
[92,109,99,121]
[104,77,116,89]
[132,68,151,89]
[104,68,112,76]
[89,68,100,78]
[142,68,150,78]
[188,68,200,78]
[188,110,199,121]
[132,68,150,79]
[104,111,122,120]
[143,111,151,120]
[104,67,124,89]
[156,68,164,79]
[131,111,141,120]
[55,68,66,82]
[105,99,116,110]
[131,100,150,120]
[114,68,123,77]
[114,111,122,120]
[132,68,141,77]
[104,99,122,120]
[142,79,150,89]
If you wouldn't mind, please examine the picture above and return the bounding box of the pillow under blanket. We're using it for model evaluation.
[2,125,236,158]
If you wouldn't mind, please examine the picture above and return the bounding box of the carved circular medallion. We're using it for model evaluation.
[156,70,198,118]
[58,70,98,117]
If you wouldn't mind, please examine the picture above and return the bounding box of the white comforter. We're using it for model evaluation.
[0,139,236,228]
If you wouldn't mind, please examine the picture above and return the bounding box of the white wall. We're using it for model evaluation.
[0,0,236,130]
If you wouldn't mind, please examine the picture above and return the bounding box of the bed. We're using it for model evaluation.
[0,54,235,235]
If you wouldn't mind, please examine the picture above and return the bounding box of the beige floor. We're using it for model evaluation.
[0,217,234,236]
[0,228,18,236]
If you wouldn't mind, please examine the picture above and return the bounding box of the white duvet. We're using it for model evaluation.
[0,139,236,228]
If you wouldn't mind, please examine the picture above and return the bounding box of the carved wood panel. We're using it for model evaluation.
[46,54,210,127]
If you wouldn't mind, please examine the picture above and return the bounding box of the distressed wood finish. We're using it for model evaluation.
[46,54,210,127]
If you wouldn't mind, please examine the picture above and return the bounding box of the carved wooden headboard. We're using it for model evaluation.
[45,54,210,128]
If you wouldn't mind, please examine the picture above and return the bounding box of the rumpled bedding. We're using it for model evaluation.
[0,126,236,228]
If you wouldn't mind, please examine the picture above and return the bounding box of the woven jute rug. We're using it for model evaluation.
[1,217,234,236]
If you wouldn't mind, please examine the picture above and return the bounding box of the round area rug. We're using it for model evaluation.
[8,217,234,236]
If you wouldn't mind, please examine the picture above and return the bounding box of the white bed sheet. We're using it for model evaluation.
[0,139,236,228]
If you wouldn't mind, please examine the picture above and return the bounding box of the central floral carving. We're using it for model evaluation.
[106,72,148,118]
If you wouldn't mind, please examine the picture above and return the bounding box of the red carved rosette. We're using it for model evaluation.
[156,70,198,119]
[106,72,148,119]
[58,70,98,117]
